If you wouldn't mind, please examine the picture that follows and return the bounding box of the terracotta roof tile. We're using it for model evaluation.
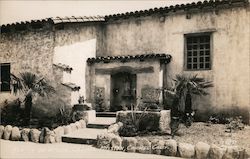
[105,0,249,21]
[1,0,248,31]
[87,53,172,64]
[62,82,80,91]
[51,16,105,24]
[53,63,73,72]
[0,16,105,32]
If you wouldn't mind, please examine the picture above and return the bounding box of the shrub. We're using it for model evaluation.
[37,116,57,129]
[119,120,138,137]
[226,116,244,132]
[170,112,195,138]
[72,111,85,122]
[55,105,73,125]
[0,99,24,126]
[208,116,220,124]
[95,98,108,112]
[118,111,147,137]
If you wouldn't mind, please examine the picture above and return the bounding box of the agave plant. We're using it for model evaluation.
[11,72,55,125]
[130,99,148,132]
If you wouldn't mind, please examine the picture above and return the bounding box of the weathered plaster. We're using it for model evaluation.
[0,27,72,116]
[100,7,250,122]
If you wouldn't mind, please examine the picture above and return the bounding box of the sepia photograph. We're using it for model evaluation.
[0,0,249,158]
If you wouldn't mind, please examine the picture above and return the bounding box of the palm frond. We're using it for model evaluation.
[34,79,56,97]
[11,72,55,97]
[20,72,37,89]
[11,74,24,94]
[170,73,213,99]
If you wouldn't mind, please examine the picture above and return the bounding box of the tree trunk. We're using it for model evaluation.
[24,95,32,125]
[185,93,192,113]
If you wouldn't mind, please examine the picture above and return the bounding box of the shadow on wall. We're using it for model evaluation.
[194,106,250,125]
[31,96,67,119]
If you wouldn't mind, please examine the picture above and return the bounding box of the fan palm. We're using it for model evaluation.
[166,74,213,137]
[11,72,55,125]
[166,74,213,116]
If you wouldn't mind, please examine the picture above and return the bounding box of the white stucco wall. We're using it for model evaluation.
[53,39,96,104]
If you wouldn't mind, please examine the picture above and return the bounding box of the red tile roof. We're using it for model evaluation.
[87,53,172,64]
[1,0,248,32]
[62,82,80,91]
[105,0,249,21]
[53,63,73,72]
[52,16,105,24]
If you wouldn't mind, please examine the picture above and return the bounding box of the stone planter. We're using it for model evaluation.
[73,103,92,111]
[116,110,171,133]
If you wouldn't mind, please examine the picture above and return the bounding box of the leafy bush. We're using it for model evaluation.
[170,112,195,138]
[55,105,73,125]
[226,116,244,132]
[119,120,138,137]
[95,98,108,112]
[72,111,85,122]
[208,116,220,124]
[0,99,24,126]
[37,116,57,129]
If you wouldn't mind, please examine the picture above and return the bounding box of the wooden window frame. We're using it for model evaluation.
[184,32,212,71]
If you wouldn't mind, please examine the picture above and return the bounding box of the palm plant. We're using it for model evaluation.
[11,72,55,125]
[166,74,213,115]
[165,74,213,137]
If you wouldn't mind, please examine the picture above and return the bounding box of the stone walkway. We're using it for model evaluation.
[0,139,182,159]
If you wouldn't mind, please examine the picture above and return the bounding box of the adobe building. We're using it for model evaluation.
[0,0,249,123]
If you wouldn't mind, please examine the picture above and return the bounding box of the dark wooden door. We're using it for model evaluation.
[111,72,136,111]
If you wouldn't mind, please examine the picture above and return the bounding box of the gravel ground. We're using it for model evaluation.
[142,122,250,151]
[0,139,181,159]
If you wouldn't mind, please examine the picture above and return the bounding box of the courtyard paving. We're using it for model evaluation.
[0,139,181,159]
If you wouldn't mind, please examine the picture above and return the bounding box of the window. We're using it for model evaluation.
[0,63,11,92]
[185,33,211,70]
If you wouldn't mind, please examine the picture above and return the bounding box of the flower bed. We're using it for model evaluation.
[0,119,86,144]
[96,122,250,159]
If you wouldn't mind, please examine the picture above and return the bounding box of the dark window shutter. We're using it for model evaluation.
[1,63,11,91]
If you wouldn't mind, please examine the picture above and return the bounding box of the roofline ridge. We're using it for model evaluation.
[1,0,249,27]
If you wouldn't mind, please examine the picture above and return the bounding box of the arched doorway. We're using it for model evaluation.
[110,72,136,111]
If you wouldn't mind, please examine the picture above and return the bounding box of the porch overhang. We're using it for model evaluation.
[86,53,171,111]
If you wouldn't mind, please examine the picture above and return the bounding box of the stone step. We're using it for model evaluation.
[96,112,117,117]
[86,117,116,129]
[90,117,116,125]
[62,128,106,145]
[86,123,110,129]
[62,136,97,145]
[62,117,116,145]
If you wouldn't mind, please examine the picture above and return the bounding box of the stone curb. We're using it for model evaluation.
[0,119,86,144]
[96,132,249,159]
